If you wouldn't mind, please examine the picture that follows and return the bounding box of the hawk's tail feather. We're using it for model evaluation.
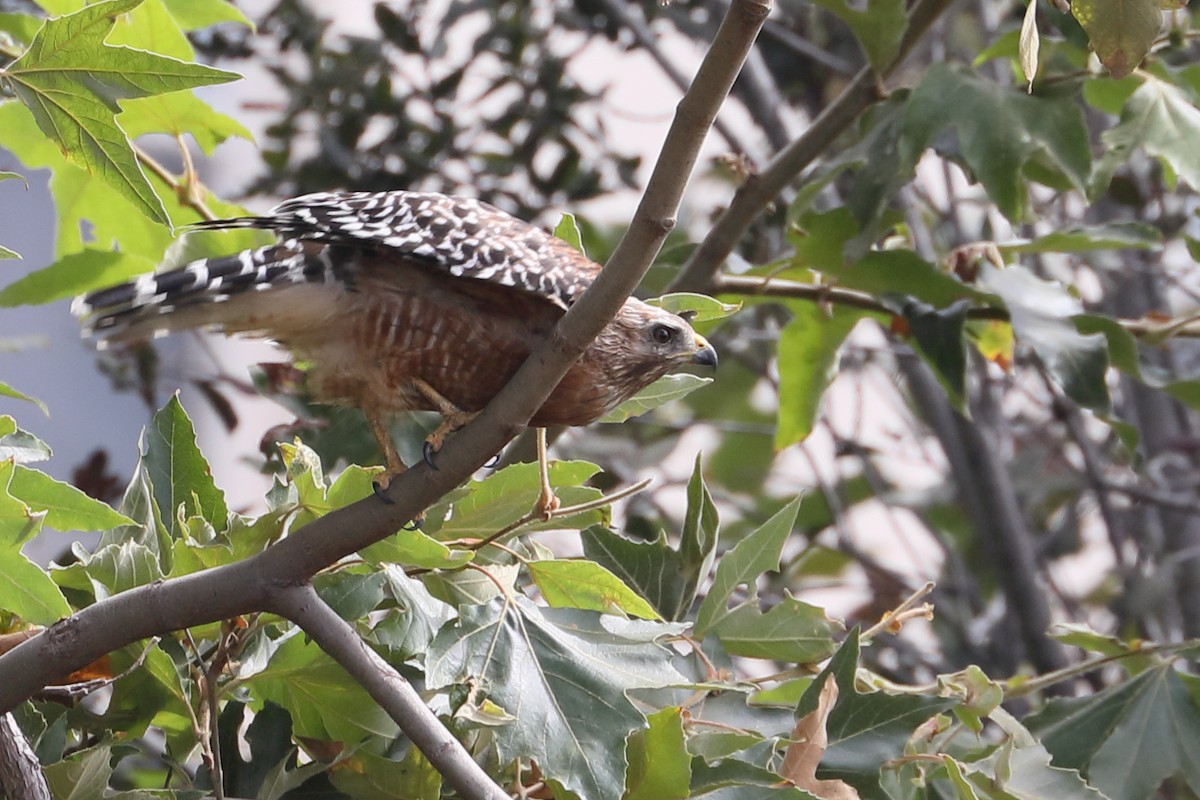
[72,240,347,342]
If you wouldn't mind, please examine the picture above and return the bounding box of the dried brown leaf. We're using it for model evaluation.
[779,674,861,800]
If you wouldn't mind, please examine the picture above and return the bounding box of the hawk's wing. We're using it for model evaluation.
[190,191,599,310]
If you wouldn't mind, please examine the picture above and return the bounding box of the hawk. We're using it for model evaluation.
[73,191,717,489]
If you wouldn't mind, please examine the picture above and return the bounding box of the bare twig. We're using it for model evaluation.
[669,0,959,293]
[268,584,508,800]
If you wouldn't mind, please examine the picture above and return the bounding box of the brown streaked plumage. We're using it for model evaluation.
[73,191,717,473]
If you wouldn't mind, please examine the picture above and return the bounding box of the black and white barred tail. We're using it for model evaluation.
[72,239,350,344]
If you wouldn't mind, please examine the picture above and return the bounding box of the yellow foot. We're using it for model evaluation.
[534,427,559,521]
[412,379,477,469]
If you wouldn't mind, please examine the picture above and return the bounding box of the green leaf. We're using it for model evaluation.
[0,547,72,623]
[0,244,19,260]
[371,565,456,661]
[0,381,48,416]
[0,102,258,259]
[808,0,907,70]
[795,631,956,795]
[1071,0,1161,77]
[1075,314,1200,413]
[647,293,741,323]
[314,568,388,621]
[554,212,586,255]
[424,460,605,539]
[996,223,1162,256]
[980,265,1110,412]
[713,596,841,663]
[247,632,400,742]
[626,707,692,800]
[0,248,155,307]
[331,747,441,800]
[426,599,683,800]
[120,90,253,155]
[44,744,114,800]
[895,298,969,410]
[583,458,718,622]
[10,465,133,531]
[529,559,661,620]
[0,416,52,463]
[359,527,474,570]
[142,394,229,537]
[902,64,1091,221]
[598,373,714,423]
[775,304,866,449]
[1028,665,1200,799]
[83,539,163,595]
[161,0,254,30]
[1,0,240,224]
[1093,74,1200,194]
[695,497,802,637]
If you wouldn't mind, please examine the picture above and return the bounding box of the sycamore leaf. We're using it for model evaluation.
[695,498,802,637]
[776,304,868,449]
[626,708,692,800]
[0,248,155,308]
[0,0,240,224]
[1071,0,1162,78]
[529,559,661,620]
[648,293,741,323]
[0,415,51,463]
[599,373,714,423]
[0,381,48,417]
[142,394,229,537]
[795,631,956,796]
[1094,74,1200,194]
[902,64,1091,221]
[781,675,861,800]
[1028,664,1200,799]
[554,212,586,255]
[427,600,683,800]
[980,264,1109,413]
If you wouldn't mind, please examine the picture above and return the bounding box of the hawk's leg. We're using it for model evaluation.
[535,427,560,520]
[412,379,478,468]
[367,411,406,499]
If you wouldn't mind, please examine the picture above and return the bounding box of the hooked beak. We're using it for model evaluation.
[692,334,718,368]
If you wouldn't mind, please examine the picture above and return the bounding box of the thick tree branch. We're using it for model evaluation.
[267,584,507,800]
[669,0,959,292]
[0,714,48,800]
[0,0,770,735]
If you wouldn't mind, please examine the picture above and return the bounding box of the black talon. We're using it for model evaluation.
[423,441,440,470]
[373,480,396,504]
[484,452,501,469]
[402,516,423,531]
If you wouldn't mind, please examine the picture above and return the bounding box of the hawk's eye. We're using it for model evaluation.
[651,324,676,345]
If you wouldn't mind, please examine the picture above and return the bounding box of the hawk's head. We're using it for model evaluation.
[599,298,718,394]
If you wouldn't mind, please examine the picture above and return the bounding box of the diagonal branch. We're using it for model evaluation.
[267,584,508,800]
[669,0,959,293]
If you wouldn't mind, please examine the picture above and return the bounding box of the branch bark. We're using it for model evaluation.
[669,0,959,293]
[267,584,508,800]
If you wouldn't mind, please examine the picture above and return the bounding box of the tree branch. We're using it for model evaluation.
[267,584,508,800]
[669,0,959,293]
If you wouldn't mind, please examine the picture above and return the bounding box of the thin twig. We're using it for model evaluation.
[269,584,509,800]
[669,0,959,293]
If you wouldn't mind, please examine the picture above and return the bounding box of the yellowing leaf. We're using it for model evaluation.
[529,559,660,620]
[1072,0,1162,78]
